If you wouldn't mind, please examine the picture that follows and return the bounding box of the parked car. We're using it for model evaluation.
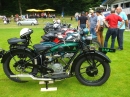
[17,18,38,26]
[0,15,4,19]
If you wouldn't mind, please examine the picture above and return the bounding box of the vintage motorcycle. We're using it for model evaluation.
[0,28,115,91]
[43,21,71,34]
[42,27,101,51]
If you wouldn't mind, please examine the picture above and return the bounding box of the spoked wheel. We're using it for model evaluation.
[75,55,110,86]
[3,50,35,82]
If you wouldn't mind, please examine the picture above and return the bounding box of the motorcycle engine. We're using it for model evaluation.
[50,63,63,73]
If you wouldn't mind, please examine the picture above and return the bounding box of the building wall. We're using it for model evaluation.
[111,0,130,8]
[110,0,130,15]
[112,0,126,4]
[102,0,130,20]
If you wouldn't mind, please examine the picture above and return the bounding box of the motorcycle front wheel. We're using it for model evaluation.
[3,50,34,82]
[75,55,110,86]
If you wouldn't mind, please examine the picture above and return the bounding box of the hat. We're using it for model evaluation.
[96,10,101,13]
[89,10,94,13]
[82,11,85,14]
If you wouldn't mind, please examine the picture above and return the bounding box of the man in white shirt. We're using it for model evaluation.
[95,10,104,46]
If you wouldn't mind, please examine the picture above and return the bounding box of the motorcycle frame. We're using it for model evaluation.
[14,40,110,75]
[32,41,85,74]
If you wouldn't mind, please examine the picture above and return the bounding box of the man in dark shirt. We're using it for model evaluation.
[104,8,123,49]
[78,11,89,29]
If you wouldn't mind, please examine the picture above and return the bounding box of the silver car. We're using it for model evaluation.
[17,18,38,26]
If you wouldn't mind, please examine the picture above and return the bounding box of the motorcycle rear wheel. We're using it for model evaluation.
[3,50,34,82]
[75,55,110,86]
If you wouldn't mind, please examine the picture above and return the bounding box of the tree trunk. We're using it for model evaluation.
[0,0,2,9]
[18,0,22,16]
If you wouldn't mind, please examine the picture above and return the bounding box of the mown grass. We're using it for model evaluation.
[0,18,130,97]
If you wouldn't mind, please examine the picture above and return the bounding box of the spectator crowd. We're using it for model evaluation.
[76,7,129,50]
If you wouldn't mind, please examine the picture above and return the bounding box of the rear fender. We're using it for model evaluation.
[71,50,111,73]
[1,48,35,63]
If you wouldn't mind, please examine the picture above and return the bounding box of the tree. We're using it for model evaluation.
[0,0,102,16]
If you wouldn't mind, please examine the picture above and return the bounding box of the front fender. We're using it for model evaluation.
[71,50,111,73]
[1,48,35,63]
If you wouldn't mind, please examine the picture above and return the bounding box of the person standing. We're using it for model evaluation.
[116,7,128,50]
[78,11,89,29]
[86,11,91,28]
[89,10,97,36]
[95,10,104,46]
[129,20,130,29]
[61,12,64,18]
[86,11,89,17]
[3,16,7,24]
[75,12,79,21]
[104,8,123,49]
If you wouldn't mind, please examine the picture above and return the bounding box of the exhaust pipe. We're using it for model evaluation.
[11,74,58,91]
[10,74,53,81]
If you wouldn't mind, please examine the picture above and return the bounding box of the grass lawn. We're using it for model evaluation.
[0,17,130,97]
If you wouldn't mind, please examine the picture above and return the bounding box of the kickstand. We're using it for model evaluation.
[45,81,48,89]
[40,81,57,91]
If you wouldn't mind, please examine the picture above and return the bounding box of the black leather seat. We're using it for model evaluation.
[33,43,53,52]
[8,38,26,44]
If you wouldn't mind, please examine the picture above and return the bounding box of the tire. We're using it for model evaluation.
[18,23,21,26]
[90,40,102,50]
[43,27,49,34]
[31,23,35,26]
[75,55,110,86]
[3,50,34,83]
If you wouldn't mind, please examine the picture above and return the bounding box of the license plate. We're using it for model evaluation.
[99,48,116,52]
